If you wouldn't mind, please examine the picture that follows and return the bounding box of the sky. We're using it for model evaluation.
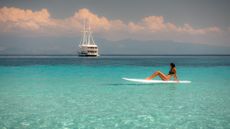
[0,0,230,55]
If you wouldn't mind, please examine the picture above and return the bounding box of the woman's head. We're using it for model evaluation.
[170,63,175,69]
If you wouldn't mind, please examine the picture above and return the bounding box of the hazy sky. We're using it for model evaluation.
[1,0,229,25]
[0,0,230,54]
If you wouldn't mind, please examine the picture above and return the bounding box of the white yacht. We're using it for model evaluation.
[78,22,99,57]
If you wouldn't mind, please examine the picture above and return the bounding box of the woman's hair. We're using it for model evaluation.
[170,63,175,68]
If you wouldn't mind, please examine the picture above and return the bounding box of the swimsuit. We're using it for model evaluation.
[168,69,175,75]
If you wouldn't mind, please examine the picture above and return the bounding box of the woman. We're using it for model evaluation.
[146,63,178,81]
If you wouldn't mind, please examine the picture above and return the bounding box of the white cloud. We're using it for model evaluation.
[0,7,227,44]
[127,16,221,35]
[0,7,56,32]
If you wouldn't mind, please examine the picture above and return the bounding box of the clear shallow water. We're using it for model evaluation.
[0,56,230,129]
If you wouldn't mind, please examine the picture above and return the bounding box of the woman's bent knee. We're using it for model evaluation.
[155,71,160,74]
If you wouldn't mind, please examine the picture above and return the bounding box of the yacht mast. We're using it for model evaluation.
[80,20,96,45]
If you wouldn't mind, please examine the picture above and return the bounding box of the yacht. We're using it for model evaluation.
[78,22,99,57]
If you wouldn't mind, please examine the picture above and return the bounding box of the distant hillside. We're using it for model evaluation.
[0,35,229,55]
[96,39,230,55]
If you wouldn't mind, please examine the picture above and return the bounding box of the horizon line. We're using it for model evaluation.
[0,54,230,57]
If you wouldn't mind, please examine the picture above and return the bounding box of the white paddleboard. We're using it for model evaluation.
[122,78,191,84]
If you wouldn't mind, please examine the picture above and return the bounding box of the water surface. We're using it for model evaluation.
[0,56,230,129]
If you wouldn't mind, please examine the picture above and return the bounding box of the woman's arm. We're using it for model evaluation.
[174,74,178,81]
[173,68,178,81]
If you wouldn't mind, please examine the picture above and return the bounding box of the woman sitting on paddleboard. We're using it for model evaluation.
[146,63,178,81]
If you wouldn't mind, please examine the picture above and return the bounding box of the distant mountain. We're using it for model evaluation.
[96,39,230,55]
[0,35,229,55]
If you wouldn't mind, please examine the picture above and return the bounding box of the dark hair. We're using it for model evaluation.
[170,63,175,68]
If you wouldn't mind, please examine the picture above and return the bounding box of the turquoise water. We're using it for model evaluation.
[0,56,230,129]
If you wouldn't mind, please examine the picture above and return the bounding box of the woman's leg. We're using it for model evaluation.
[146,71,168,80]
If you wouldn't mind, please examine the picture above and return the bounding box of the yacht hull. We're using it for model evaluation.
[78,54,98,57]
